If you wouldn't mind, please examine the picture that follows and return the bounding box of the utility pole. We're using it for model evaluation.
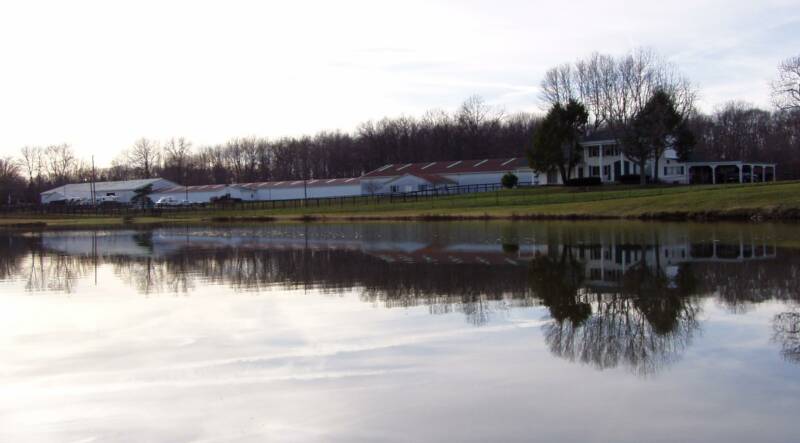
[91,155,97,206]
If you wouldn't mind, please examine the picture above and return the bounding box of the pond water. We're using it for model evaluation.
[1,221,799,442]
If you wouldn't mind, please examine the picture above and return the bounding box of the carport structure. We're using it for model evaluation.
[687,161,776,185]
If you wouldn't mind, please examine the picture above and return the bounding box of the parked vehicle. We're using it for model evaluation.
[155,197,180,207]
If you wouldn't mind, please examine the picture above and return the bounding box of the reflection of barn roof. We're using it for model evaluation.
[368,249,524,266]
[239,177,360,189]
[363,158,529,178]
[41,178,174,196]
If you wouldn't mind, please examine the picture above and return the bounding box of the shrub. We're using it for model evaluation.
[501,172,519,189]
[565,177,602,187]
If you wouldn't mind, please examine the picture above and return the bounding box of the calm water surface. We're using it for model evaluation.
[1,221,799,442]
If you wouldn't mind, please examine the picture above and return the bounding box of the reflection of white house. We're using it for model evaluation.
[559,240,777,290]
[40,178,178,204]
[150,184,255,203]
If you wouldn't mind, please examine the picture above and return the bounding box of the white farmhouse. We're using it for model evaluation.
[40,178,178,204]
[540,133,777,185]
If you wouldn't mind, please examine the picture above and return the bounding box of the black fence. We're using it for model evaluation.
[0,182,530,217]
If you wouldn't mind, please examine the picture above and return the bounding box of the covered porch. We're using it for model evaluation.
[687,161,776,185]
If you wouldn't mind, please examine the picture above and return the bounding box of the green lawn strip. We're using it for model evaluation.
[2,181,799,226]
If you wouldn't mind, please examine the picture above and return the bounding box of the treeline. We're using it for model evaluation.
[0,96,538,203]
[690,103,800,169]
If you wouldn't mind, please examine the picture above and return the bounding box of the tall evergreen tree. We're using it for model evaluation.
[528,100,589,183]
[622,90,695,184]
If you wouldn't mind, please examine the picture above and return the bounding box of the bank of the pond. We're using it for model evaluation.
[2,181,799,228]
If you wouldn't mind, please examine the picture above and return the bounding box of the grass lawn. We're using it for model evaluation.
[2,181,799,227]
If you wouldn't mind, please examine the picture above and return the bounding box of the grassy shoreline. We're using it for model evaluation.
[2,181,799,228]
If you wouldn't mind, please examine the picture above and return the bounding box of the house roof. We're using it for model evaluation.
[239,177,361,190]
[363,158,529,178]
[41,178,174,196]
[580,130,618,144]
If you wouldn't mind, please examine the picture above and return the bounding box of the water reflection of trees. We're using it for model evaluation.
[0,233,92,293]
[5,224,800,373]
[531,246,701,376]
[773,309,800,363]
[109,247,536,325]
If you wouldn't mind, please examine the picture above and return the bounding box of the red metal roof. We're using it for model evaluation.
[239,177,361,190]
[363,158,529,178]
[385,173,457,185]
[158,184,232,193]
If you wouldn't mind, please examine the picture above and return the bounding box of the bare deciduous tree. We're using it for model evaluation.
[162,137,193,183]
[18,146,44,186]
[44,144,77,185]
[126,138,161,178]
[772,55,800,111]
[540,48,697,129]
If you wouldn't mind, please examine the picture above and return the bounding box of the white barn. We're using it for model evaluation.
[361,158,533,194]
[40,178,178,204]
[241,178,361,201]
[149,184,256,204]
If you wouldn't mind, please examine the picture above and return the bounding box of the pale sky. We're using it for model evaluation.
[1,0,798,165]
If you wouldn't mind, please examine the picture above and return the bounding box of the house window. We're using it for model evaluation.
[590,166,601,177]
[578,167,584,178]
[664,166,685,176]
[603,165,610,177]
[389,185,399,193]
[418,184,429,191]
[588,147,599,157]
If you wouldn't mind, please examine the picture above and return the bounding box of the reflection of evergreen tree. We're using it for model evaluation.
[528,249,590,324]
[132,231,154,250]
